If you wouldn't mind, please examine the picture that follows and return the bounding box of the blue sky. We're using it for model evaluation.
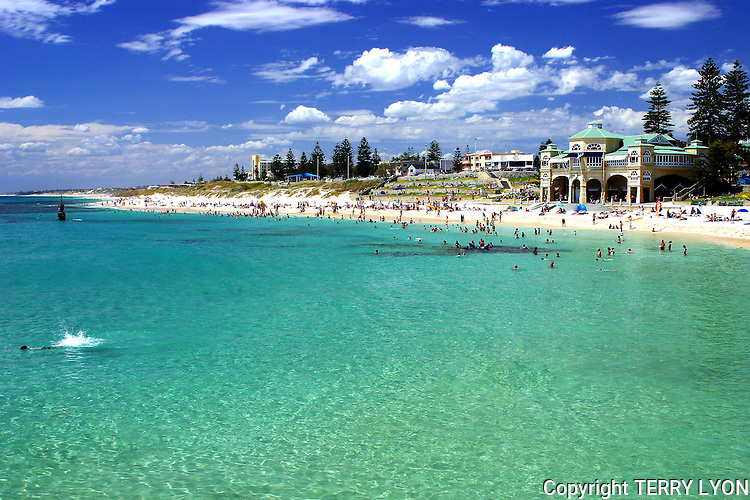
[1,0,748,191]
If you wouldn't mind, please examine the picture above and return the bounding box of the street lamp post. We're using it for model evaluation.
[474,137,478,171]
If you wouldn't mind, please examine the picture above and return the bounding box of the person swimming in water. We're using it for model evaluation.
[20,345,60,350]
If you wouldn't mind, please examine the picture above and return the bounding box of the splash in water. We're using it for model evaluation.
[54,330,104,348]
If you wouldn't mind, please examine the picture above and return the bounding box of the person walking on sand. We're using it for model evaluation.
[683,244,687,256]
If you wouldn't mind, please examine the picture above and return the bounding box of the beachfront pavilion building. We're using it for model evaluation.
[539,121,708,204]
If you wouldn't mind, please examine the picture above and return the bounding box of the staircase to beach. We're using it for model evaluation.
[674,182,700,201]
[359,174,399,197]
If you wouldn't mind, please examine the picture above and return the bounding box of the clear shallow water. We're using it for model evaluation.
[1,196,749,498]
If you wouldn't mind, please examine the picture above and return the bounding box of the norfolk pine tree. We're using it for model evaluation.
[427,140,442,166]
[356,137,372,177]
[311,142,326,178]
[688,58,725,145]
[285,149,296,177]
[453,147,463,172]
[299,152,309,175]
[723,60,750,144]
[270,153,284,180]
[643,82,674,135]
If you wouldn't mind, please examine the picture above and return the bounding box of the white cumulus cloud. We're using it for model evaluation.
[0,96,45,108]
[492,44,534,71]
[333,47,470,91]
[433,79,451,91]
[283,105,331,124]
[543,46,575,60]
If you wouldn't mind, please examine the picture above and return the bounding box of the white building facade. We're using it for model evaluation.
[462,150,535,171]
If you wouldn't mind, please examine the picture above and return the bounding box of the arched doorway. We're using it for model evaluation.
[606,175,627,203]
[571,179,581,203]
[586,179,602,204]
[653,175,691,200]
[552,176,569,201]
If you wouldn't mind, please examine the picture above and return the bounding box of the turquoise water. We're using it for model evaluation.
[1,196,749,498]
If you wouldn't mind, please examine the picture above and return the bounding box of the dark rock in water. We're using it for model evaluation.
[57,196,66,221]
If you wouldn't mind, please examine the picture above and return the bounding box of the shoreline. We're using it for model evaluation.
[92,192,750,249]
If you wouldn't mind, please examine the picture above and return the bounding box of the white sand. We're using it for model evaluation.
[95,191,750,249]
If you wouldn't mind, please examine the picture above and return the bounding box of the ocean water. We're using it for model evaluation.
[1,195,749,499]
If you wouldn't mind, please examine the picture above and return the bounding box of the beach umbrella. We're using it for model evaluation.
[507,205,518,211]
[575,203,587,212]
[554,202,564,207]
[738,208,748,212]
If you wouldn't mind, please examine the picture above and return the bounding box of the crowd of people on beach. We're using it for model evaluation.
[100,192,748,250]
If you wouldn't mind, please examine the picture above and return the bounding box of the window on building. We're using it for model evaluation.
[586,143,602,151]
[571,144,581,151]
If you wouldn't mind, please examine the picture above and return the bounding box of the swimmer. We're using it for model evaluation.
[20,345,60,350]
[512,265,518,270]
[548,261,554,268]
[626,249,634,253]
[374,249,379,254]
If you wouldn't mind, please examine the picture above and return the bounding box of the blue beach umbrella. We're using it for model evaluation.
[738,208,748,212]
[575,203,587,212]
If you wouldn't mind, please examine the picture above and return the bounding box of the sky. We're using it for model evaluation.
[1,0,748,191]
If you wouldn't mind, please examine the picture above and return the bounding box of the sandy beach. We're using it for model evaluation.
[93,191,750,249]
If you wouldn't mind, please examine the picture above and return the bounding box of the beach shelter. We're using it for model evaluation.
[738,208,748,213]
[554,202,564,207]
[507,205,518,211]
[575,203,587,212]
